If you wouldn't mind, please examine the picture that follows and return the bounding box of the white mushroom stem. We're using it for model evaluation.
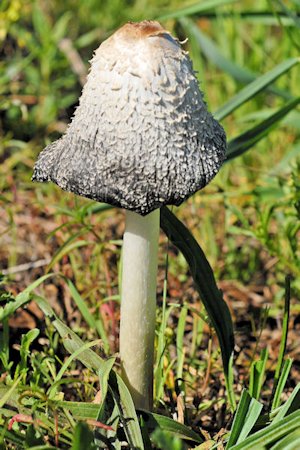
[119,208,160,410]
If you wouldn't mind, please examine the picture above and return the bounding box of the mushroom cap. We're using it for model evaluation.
[32,21,226,216]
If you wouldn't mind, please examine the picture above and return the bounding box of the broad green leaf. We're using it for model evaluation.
[71,422,97,450]
[226,97,300,160]
[151,428,185,450]
[160,207,234,379]
[158,0,238,20]
[215,58,299,120]
[230,410,300,450]
[57,401,101,419]
[139,410,203,443]
[56,400,202,444]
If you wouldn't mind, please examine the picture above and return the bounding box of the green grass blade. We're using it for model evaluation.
[47,235,93,272]
[226,389,263,449]
[235,398,263,445]
[160,207,234,382]
[95,359,120,446]
[109,371,145,450]
[158,0,238,21]
[179,18,292,99]
[48,338,103,398]
[270,428,300,450]
[175,11,296,26]
[271,358,293,412]
[99,358,116,406]
[226,97,300,160]
[271,275,291,410]
[36,295,144,448]
[66,279,99,331]
[273,384,300,424]
[176,304,188,389]
[225,353,237,412]
[249,347,268,400]
[226,389,252,449]
[215,58,299,120]
[0,273,54,321]
[230,410,300,450]
[35,295,105,371]
[66,279,109,352]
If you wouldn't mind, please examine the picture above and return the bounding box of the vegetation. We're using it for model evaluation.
[0,0,300,448]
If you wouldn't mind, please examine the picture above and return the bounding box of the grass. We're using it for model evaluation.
[1,0,300,448]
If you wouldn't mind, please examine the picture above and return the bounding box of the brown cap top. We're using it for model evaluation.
[116,20,166,39]
[32,20,226,216]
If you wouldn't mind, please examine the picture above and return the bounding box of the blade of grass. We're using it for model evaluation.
[96,358,120,448]
[160,207,235,407]
[215,58,299,120]
[47,338,103,399]
[271,275,291,410]
[35,296,144,449]
[108,371,145,450]
[230,410,300,450]
[0,273,54,321]
[226,97,300,160]
[66,279,110,353]
[158,0,238,21]
[176,304,188,391]
[235,398,263,445]
[270,428,300,450]
[46,235,93,272]
[155,304,176,402]
[249,347,268,400]
[179,18,293,100]
[272,384,300,424]
[35,295,105,370]
[174,11,296,26]
[271,358,293,414]
[226,389,263,449]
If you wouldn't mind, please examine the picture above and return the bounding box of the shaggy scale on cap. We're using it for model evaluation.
[32,21,226,215]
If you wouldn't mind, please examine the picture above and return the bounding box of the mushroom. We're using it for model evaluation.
[32,20,226,410]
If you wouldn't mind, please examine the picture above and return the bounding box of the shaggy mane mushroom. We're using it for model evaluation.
[33,20,226,410]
